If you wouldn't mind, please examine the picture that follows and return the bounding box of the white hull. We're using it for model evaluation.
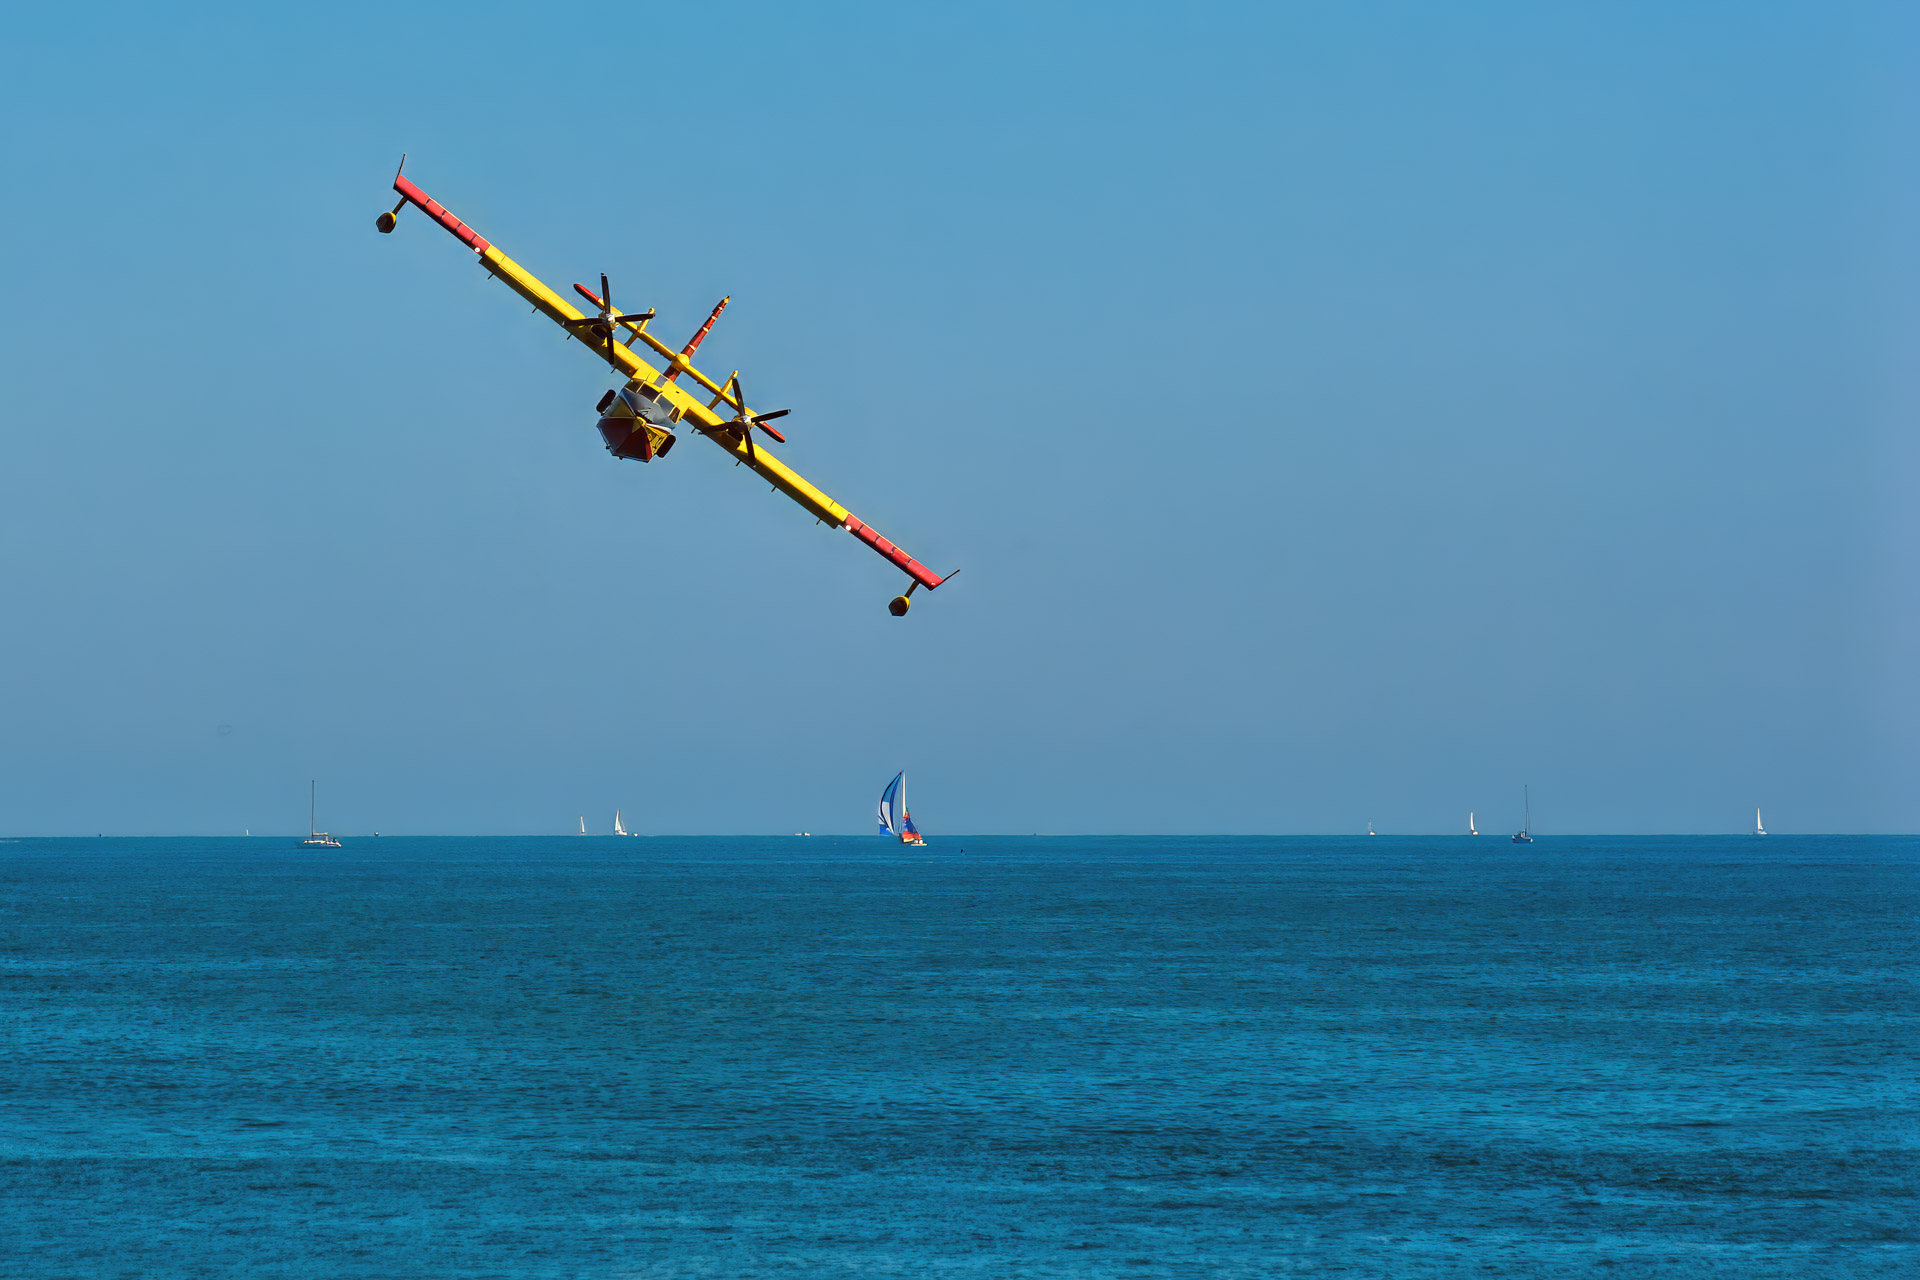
[302,781,340,847]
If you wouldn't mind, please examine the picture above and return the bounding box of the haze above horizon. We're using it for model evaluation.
[0,2,1914,835]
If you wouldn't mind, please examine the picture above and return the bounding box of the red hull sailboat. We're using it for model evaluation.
[878,771,928,846]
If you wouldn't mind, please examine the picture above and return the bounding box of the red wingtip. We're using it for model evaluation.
[844,515,946,590]
[390,173,491,254]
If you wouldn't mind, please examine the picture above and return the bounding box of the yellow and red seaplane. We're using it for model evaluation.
[373,160,951,616]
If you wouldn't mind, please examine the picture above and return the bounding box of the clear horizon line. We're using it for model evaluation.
[3,831,1912,840]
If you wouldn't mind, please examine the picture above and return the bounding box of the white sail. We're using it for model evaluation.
[1755,807,1765,836]
[1469,811,1477,835]
[614,809,627,837]
[578,816,586,835]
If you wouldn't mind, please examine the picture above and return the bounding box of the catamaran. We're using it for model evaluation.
[299,781,342,848]
[614,809,629,837]
[1754,807,1766,836]
[878,771,927,846]
[1512,785,1533,844]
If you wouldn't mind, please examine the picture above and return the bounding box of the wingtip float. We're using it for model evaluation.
[375,158,953,617]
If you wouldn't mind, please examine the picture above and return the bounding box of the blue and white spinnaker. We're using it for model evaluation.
[878,771,904,837]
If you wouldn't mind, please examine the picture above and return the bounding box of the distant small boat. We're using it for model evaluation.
[1754,807,1766,836]
[1366,821,1376,836]
[578,816,586,836]
[1512,785,1533,844]
[1469,811,1478,836]
[299,781,342,848]
[614,809,629,837]
[878,771,928,846]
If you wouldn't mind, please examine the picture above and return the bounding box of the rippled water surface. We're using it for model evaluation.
[1,835,1914,1277]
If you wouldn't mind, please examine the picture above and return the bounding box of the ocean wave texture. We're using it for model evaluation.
[1,835,1914,1277]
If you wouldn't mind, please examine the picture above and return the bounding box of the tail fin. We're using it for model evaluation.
[665,297,729,384]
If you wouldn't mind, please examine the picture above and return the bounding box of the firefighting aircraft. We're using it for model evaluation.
[373,160,950,616]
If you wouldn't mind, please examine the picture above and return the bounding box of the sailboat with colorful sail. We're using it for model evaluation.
[877,771,928,846]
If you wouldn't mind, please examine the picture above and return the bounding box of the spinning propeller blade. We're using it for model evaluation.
[748,408,788,443]
[729,374,756,462]
[601,274,615,361]
[716,374,792,454]
[566,277,653,360]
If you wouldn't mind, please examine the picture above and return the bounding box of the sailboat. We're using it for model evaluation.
[578,816,587,835]
[614,809,629,837]
[878,771,927,846]
[1469,811,1478,835]
[299,781,342,848]
[1511,785,1533,844]
[1754,807,1766,836]
[1366,821,1376,836]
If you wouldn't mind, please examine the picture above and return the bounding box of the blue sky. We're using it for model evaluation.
[0,2,1914,834]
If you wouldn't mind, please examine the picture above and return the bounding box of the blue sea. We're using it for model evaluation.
[1,835,1913,1277]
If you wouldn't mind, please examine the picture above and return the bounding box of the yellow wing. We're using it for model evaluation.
[382,169,951,600]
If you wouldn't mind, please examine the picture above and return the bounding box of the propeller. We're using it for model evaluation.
[564,275,655,364]
[715,373,790,462]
